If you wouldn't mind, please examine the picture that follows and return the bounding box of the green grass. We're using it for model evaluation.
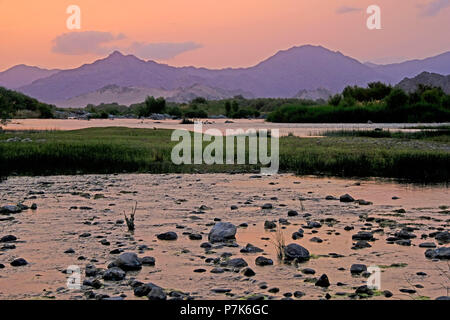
[0,127,449,182]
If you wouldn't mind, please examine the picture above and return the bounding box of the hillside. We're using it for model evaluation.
[396,72,450,94]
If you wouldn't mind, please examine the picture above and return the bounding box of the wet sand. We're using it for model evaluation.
[4,119,448,137]
[0,173,448,300]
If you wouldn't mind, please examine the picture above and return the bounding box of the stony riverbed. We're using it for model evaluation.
[0,173,449,300]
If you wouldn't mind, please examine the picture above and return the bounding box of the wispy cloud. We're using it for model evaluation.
[51,31,202,60]
[419,0,450,16]
[52,31,126,55]
[336,6,363,14]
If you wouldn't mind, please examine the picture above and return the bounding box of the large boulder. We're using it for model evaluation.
[435,231,450,244]
[0,205,22,214]
[425,247,450,260]
[103,267,126,281]
[208,222,237,243]
[283,244,310,262]
[111,252,142,271]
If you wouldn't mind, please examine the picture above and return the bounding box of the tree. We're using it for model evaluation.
[138,96,166,117]
[442,95,450,109]
[367,82,392,100]
[422,88,444,105]
[225,101,231,117]
[328,94,342,106]
[385,88,408,109]
[145,96,166,114]
[232,100,239,112]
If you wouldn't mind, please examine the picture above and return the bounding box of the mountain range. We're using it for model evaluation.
[1,45,450,107]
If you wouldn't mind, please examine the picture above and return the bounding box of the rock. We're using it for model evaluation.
[339,194,355,202]
[140,256,156,266]
[64,248,75,254]
[226,258,248,269]
[350,264,367,274]
[352,232,374,241]
[301,268,316,275]
[100,239,110,246]
[240,243,264,253]
[10,258,28,267]
[268,287,279,293]
[30,203,37,210]
[419,242,436,248]
[315,274,330,287]
[0,235,17,242]
[395,239,411,246]
[383,290,393,298]
[230,205,238,210]
[210,268,225,274]
[344,226,354,231]
[288,210,298,217]
[264,221,277,229]
[436,296,450,300]
[278,218,290,225]
[305,221,321,229]
[395,230,416,239]
[0,205,22,214]
[200,242,212,249]
[211,288,232,293]
[112,252,142,271]
[148,287,167,300]
[356,285,373,295]
[208,222,237,243]
[83,279,102,289]
[325,195,337,200]
[157,232,178,241]
[85,264,98,277]
[241,267,256,277]
[261,203,273,209]
[189,233,202,240]
[292,232,303,240]
[435,231,450,243]
[79,233,91,238]
[103,267,126,281]
[255,256,273,266]
[399,288,416,294]
[294,291,305,298]
[0,263,5,269]
[310,237,323,243]
[134,283,159,297]
[194,268,206,273]
[425,247,450,260]
[283,243,310,262]
[352,240,372,250]
[357,199,373,205]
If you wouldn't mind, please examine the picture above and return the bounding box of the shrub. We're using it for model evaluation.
[328,94,342,106]
[386,89,408,109]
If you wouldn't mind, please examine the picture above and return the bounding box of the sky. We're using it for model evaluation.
[0,0,450,71]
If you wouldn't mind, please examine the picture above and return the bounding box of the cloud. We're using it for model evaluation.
[127,42,202,60]
[51,31,202,60]
[419,0,450,16]
[336,6,363,14]
[52,31,126,55]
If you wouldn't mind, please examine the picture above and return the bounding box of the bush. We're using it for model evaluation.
[328,94,342,106]
[167,106,182,118]
[386,89,408,109]
[442,95,450,109]
[422,88,443,105]
[138,96,166,117]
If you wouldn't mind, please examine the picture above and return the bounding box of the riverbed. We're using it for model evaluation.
[0,173,448,300]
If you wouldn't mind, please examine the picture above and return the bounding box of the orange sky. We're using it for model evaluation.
[0,0,449,71]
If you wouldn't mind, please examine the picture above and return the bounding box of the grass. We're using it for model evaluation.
[322,129,450,142]
[0,126,449,182]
